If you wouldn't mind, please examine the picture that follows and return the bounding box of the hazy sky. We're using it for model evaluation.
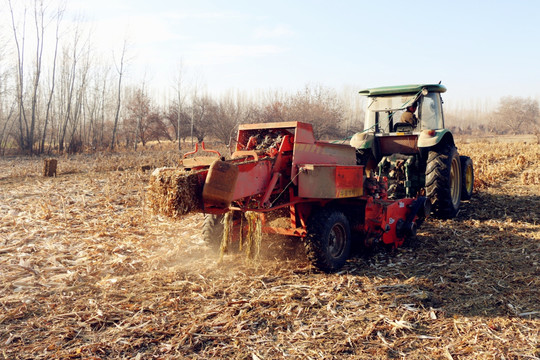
[67,0,540,102]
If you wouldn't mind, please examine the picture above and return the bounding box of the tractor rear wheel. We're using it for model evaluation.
[425,145,462,219]
[460,156,474,200]
[304,208,351,272]
[202,214,224,251]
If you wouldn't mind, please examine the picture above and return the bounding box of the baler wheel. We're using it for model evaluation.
[425,145,462,219]
[202,214,224,251]
[460,156,474,200]
[304,209,351,272]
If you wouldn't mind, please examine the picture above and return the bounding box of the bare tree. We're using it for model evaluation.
[39,3,63,154]
[57,22,88,153]
[7,0,62,153]
[339,85,364,135]
[445,98,494,134]
[172,62,188,150]
[0,104,16,155]
[0,21,14,154]
[491,96,539,134]
[125,86,150,148]
[8,0,29,151]
[97,66,112,148]
[210,92,254,144]
[191,94,215,143]
[165,103,191,144]
[134,81,146,150]
[292,84,345,138]
[147,111,171,143]
[66,49,90,153]
[26,0,47,154]
[259,100,287,123]
[110,39,128,150]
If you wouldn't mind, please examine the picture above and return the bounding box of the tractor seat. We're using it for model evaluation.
[393,122,415,133]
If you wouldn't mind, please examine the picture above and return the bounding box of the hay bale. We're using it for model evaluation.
[147,167,205,218]
[521,170,540,185]
[43,159,57,177]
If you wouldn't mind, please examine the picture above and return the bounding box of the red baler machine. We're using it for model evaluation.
[181,121,429,272]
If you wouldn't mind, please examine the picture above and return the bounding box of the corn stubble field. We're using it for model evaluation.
[0,140,539,359]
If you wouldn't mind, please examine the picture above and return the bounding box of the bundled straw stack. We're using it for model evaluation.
[147,167,205,218]
[521,169,540,185]
[43,158,57,177]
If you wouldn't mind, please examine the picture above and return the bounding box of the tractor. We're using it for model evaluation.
[352,84,474,219]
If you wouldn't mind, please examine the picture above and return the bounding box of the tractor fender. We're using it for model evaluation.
[350,132,375,150]
[417,129,455,149]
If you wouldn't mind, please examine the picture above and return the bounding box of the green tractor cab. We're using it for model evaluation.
[352,84,474,219]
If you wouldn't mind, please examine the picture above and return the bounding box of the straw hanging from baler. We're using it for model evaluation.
[244,211,262,261]
[219,211,233,262]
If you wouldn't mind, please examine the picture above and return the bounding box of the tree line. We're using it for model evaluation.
[0,1,538,156]
[446,96,539,136]
[0,1,365,155]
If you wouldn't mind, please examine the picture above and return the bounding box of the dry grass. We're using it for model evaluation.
[0,142,538,359]
[459,141,540,190]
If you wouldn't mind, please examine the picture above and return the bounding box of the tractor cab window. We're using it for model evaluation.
[364,93,445,132]
[364,94,418,133]
[419,93,443,130]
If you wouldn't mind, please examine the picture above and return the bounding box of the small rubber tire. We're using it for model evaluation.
[460,156,474,200]
[202,214,224,252]
[304,208,351,273]
[425,145,462,219]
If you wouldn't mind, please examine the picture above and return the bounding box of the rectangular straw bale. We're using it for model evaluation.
[521,169,540,185]
[147,167,205,218]
[43,159,57,177]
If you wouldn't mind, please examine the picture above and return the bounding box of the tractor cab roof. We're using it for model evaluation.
[359,84,447,96]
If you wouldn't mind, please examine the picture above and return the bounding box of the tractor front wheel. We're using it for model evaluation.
[425,145,462,219]
[304,208,351,272]
[460,156,474,200]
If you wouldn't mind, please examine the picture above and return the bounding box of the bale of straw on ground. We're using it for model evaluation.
[43,158,57,177]
[147,167,205,218]
[521,169,540,185]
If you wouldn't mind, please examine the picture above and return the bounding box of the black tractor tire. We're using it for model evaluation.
[304,208,351,273]
[202,214,224,251]
[460,156,474,200]
[425,145,462,219]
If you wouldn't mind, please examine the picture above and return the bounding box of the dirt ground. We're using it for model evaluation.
[0,142,539,359]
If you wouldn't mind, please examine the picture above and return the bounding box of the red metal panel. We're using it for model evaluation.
[238,121,301,131]
[335,166,364,198]
[298,165,363,199]
[381,198,415,246]
[231,159,274,200]
[293,122,316,143]
[293,142,356,166]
